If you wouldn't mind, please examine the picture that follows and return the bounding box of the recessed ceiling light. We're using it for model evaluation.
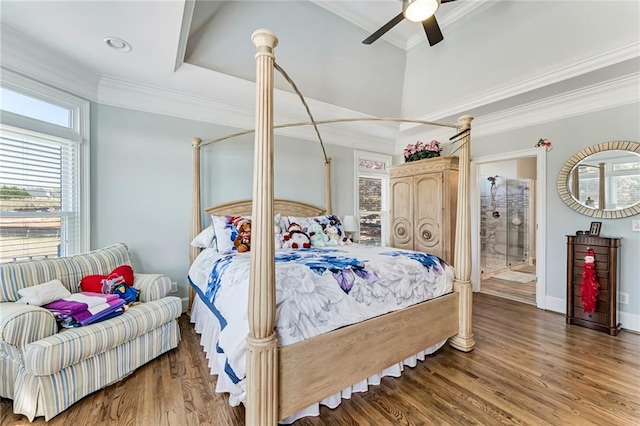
[104,36,132,52]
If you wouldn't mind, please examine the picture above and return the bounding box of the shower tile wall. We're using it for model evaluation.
[480,177,508,273]
[480,177,530,275]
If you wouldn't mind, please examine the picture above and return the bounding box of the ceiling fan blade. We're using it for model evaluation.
[362,12,405,44]
[440,0,458,3]
[422,15,444,46]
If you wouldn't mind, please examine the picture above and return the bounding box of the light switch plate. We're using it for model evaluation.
[633,219,640,232]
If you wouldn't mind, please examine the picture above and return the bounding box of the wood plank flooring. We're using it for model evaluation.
[481,264,536,305]
[2,293,639,425]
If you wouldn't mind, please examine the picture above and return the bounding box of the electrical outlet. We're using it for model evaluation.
[618,292,629,305]
[170,281,178,293]
[632,219,640,232]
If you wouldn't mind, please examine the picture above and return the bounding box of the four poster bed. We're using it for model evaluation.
[187,30,475,425]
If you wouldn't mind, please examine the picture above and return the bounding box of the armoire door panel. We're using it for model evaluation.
[415,217,441,256]
[390,177,413,248]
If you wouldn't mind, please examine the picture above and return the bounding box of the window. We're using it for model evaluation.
[355,151,391,246]
[0,71,89,263]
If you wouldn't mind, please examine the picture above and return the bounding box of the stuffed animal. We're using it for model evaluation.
[322,223,341,246]
[308,222,329,247]
[274,224,284,250]
[234,221,252,253]
[283,222,311,249]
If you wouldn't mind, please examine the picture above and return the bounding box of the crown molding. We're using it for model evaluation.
[395,72,640,154]
[0,24,100,102]
[98,75,397,154]
[400,41,640,131]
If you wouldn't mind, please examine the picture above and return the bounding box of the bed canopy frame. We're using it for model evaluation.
[189,29,475,425]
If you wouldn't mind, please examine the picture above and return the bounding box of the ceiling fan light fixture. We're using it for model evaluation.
[403,0,440,23]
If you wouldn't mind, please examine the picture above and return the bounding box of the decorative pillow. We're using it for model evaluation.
[16,279,72,306]
[191,225,217,250]
[80,265,134,293]
[211,215,252,254]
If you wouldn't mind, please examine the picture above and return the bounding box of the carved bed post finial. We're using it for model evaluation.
[189,137,203,313]
[247,28,279,426]
[449,115,476,352]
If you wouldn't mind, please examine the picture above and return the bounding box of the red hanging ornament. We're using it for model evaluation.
[580,247,600,313]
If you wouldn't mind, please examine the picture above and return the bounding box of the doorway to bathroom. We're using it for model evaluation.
[480,172,536,304]
[471,148,547,309]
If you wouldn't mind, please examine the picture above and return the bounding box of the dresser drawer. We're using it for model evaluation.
[573,244,610,256]
[573,288,609,308]
[573,259,609,272]
[571,272,610,290]
[573,306,607,325]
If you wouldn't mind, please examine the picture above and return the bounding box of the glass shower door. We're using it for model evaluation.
[506,179,530,267]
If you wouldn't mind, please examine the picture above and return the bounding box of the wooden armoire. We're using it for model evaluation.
[389,156,458,263]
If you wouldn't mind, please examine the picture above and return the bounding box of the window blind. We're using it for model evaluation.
[0,127,80,262]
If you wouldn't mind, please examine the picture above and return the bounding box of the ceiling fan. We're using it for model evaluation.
[362,0,458,47]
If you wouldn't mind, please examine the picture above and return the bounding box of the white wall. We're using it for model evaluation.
[472,103,640,324]
[92,104,357,303]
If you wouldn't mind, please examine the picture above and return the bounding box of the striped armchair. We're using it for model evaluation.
[0,243,182,421]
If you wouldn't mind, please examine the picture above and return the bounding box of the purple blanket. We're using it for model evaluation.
[43,292,125,326]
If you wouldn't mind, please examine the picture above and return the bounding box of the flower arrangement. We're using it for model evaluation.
[403,140,441,163]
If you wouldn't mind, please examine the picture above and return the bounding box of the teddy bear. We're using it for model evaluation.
[282,222,311,249]
[307,222,329,247]
[234,221,252,253]
[274,224,284,250]
[322,223,340,246]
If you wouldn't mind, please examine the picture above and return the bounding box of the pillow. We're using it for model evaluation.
[211,215,251,254]
[16,279,72,306]
[80,265,134,293]
[191,225,217,249]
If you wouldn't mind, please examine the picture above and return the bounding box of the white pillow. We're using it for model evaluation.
[191,225,217,249]
[16,279,72,306]
[212,214,251,254]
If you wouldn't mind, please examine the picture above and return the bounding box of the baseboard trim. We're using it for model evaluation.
[545,296,639,333]
[181,297,189,315]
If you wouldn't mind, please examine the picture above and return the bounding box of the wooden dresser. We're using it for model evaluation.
[566,235,621,335]
[389,157,458,263]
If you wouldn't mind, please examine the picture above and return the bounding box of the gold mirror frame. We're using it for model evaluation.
[557,140,640,219]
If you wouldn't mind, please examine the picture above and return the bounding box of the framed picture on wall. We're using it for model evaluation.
[589,221,602,236]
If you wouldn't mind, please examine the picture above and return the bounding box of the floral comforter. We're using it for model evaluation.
[188,245,454,403]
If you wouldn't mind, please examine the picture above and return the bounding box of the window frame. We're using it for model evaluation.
[354,150,391,246]
[0,69,90,258]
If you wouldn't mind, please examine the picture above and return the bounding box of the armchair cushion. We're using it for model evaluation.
[0,303,57,347]
[133,273,171,302]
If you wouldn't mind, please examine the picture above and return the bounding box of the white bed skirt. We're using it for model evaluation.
[190,296,446,424]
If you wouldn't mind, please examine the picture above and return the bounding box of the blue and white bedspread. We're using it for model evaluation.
[188,245,454,408]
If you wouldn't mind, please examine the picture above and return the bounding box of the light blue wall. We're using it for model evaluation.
[91,105,356,302]
[472,103,640,317]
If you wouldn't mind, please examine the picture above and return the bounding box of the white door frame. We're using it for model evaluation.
[471,147,547,309]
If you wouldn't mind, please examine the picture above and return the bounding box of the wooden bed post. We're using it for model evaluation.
[189,137,203,313]
[247,29,279,426]
[449,115,476,352]
[325,158,332,214]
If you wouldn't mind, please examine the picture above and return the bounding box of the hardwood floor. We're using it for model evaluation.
[2,293,639,425]
[481,264,536,305]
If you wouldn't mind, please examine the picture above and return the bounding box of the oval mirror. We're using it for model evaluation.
[557,141,640,218]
